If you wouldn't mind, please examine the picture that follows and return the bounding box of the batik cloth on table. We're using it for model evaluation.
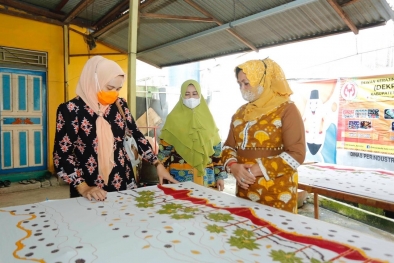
[298,163,394,204]
[1,182,393,263]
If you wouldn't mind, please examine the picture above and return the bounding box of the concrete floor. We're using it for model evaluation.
[1,175,394,243]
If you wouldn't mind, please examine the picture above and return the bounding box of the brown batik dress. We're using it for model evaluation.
[222,102,305,213]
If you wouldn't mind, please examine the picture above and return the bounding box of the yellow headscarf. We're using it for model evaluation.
[237,58,293,121]
[160,80,221,176]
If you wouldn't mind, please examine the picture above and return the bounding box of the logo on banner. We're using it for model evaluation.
[341,81,358,100]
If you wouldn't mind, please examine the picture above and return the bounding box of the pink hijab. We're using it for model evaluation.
[76,56,125,185]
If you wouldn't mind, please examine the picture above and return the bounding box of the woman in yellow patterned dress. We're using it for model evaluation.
[222,59,305,213]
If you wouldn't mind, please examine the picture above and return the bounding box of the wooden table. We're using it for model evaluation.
[298,163,394,219]
[1,182,394,262]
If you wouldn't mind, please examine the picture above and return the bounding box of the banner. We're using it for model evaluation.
[336,75,394,169]
[290,79,339,164]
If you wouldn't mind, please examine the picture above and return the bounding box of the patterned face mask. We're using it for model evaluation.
[241,85,264,102]
[238,61,266,102]
[183,97,201,109]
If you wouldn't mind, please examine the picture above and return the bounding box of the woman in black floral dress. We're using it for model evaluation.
[53,56,177,200]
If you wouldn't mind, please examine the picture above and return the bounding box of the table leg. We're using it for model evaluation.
[314,193,319,219]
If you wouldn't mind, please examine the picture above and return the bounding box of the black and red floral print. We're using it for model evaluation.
[53,97,158,197]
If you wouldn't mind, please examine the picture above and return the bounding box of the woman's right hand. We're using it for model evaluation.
[156,163,179,185]
[77,182,107,201]
[230,163,256,190]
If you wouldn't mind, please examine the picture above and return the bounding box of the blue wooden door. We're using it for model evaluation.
[0,68,47,175]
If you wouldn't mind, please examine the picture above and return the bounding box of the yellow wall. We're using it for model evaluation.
[68,26,129,99]
[0,13,64,175]
[0,14,128,174]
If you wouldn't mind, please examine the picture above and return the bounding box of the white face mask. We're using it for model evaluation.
[183,97,201,109]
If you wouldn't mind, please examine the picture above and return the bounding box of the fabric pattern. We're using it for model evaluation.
[158,139,227,187]
[2,182,393,263]
[298,163,394,204]
[222,102,305,213]
[53,97,157,197]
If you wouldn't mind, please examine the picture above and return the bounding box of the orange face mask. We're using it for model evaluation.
[97,90,118,105]
[95,72,119,105]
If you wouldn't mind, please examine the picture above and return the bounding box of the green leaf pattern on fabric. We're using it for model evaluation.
[171,214,194,219]
[207,213,234,222]
[134,190,331,260]
[270,250,303,263]
[206,224,226,234]
[227,236,260,250]
[233,228,254,238]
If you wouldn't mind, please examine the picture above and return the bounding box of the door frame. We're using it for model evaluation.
[0,67,47,180]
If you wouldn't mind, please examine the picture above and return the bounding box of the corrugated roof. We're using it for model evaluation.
[2,0,394,68]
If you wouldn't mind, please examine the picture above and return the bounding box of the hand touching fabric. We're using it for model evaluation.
[156,163,179,185]
[77,182,107,201]
[216,179,224,191]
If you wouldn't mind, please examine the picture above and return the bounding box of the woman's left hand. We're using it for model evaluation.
[216,179,224,191]
[156,163,179,185]
[248,164,263,177]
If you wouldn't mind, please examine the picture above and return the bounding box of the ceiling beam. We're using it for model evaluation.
[69,27,127,54]
[69,52,124,57]
[185,0,258,52]
[93,0,129,28]
[140,0,156,10]
[341,0,361,7]
[71,17,97,28]
[0,0,64,20]
[137,0,318,56]
[226,28,258,52]
[0,7,63,25]
[69,27,87,35]
[92,12,129,38]
[63,0,95,24]
[326,0,358,34]
[54,0,69,12]
[0,3,91,28]
[139,12,215,22]
[91,0,157,39]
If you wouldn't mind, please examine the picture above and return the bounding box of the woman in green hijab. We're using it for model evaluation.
[158,79,227,190]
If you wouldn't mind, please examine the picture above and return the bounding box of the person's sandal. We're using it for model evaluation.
[28,179,38,184]
[19,180,30,185]
[4,180,11,187]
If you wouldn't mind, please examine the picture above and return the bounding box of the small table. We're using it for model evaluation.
[298,163,394,219]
